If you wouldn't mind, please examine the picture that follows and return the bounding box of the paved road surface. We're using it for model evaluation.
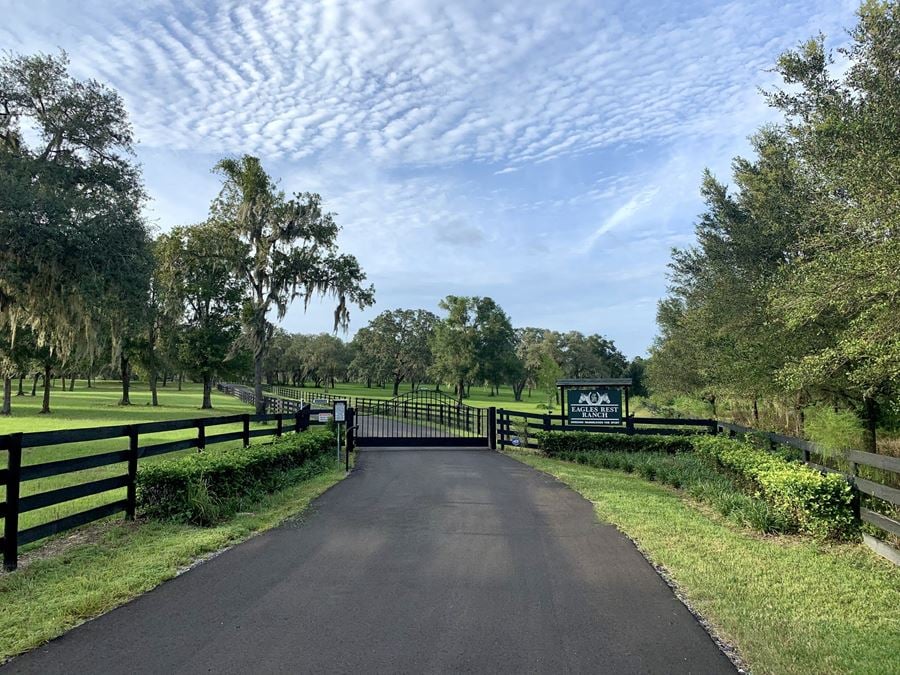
[5,449,734,674]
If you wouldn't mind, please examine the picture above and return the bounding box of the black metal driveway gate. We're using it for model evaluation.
[353,391,493,447]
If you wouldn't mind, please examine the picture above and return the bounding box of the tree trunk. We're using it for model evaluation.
[40,365,51,414]
[120,354,131,405]
[162,371,168,387]
[393,377,401,397]
[752,397,759,424]
[254,349,265,415]
[457,379,465,405]
[31,373,39,396]
[149,369,159,406]
[68,375,75,391]
[201,373,213,409]
[87,370,93,388]
[513,381,525,402]
[1,376,11,415]
[17,373,24,396]
[863,395,878,453]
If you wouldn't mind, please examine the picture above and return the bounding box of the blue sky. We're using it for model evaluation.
[3,0,858,358]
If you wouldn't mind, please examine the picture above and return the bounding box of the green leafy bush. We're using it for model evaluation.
[536,431,695,456]
[136,430,335,524]
[692,436,857,539]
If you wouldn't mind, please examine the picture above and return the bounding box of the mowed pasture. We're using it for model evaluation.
[0,381,263,540]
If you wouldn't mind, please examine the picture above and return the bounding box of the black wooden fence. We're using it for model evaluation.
[218,383,310,414]
[497,409,716,450]
[261,384,347,410]
[1,405,317,571]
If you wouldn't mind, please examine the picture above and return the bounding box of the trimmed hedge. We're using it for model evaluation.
[537,431,695,455]
[692,436,857,539]
[136,429,334,524]
[534,430,857,540]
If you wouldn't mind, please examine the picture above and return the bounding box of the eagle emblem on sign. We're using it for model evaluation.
[578,391,611,405]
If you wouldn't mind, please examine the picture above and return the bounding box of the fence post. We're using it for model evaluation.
[126,425,139,520]
[488,408,497,450]
[3,433,22,572]
[276,413,283,438]
[849,458,861,521]
[543,414,551,433]
[626,416,635,435]
[300,405,311,432]
[242,414,251,448]
[197,420,206,452]
[498,410,506,450]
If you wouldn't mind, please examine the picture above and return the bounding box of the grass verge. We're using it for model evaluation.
[509,451,900,675]
[0,463,345,662]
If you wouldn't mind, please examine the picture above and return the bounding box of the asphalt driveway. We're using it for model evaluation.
[4,448,734,674]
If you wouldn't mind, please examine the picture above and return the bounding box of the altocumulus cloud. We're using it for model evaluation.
[2,0,858,355]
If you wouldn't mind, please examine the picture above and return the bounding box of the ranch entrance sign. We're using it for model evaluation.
[557,378,632,428]
[566,388,622,425]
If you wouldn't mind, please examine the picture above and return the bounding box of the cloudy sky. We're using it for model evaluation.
[3,0,858,357]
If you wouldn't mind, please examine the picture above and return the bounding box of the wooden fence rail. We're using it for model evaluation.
[1,404,316,572]
[261,384,345,409]
[497,409,717,450]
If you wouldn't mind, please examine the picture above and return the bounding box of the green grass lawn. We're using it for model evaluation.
[0,381,269,537]
[510,451,900,675]
[0,463,345,661]
[0,380,252,432]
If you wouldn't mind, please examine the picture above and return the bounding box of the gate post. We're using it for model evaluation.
[345,408,355,471]
[488,407,497,450]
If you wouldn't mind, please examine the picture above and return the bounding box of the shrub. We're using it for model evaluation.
[136,430,335,524]
[536,431,695,456]
[803,405,864,458]
[692,436,858,539]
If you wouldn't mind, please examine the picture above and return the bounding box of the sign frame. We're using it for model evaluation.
[556,378,632,428]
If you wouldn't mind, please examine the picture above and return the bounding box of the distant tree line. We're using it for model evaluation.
[0,51,372,415]
[264,298,643,408]
[647,2,900,451]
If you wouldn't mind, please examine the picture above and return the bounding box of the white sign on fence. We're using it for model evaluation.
[318,413,331,423]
